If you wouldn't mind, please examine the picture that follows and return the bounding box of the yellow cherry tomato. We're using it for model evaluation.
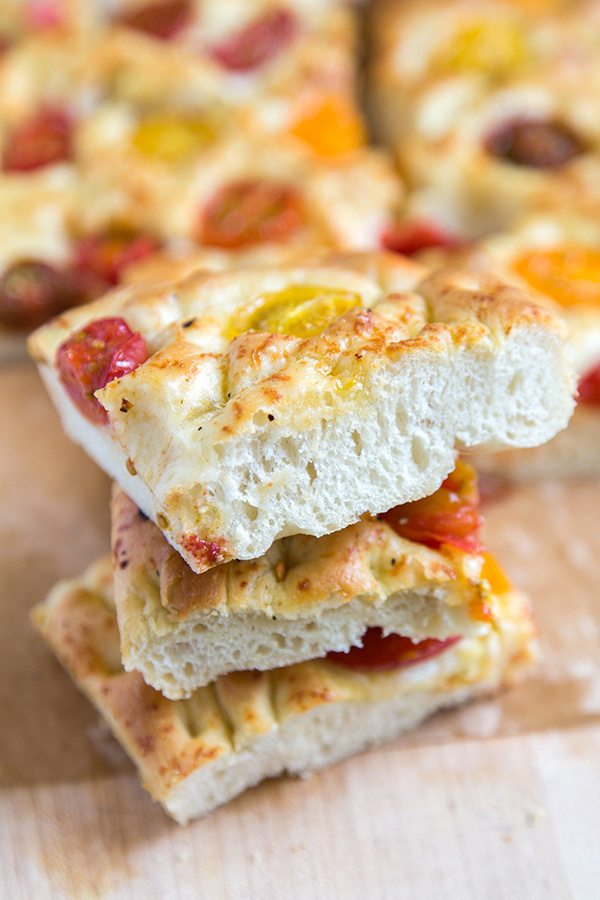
[227,284,361,339]
[131,114,217,162]
[513,247,600,307]
[290,95,365,158]
[436,20,527,77]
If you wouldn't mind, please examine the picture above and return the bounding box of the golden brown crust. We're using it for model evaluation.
[32,556,536,805]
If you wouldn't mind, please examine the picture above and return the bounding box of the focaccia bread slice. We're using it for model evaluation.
[111,469,496,696]
[32,555,536,823]
[29,251,576,573]
[370,0,600,239]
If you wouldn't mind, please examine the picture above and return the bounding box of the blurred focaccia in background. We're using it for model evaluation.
[0,0,396,352]
[370,0,600,243]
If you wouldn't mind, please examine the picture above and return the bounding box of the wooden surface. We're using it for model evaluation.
[1,364,600,900]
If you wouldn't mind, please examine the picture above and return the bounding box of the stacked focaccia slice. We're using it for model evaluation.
[29,252,575,572]
[31,250,575,820]
[370,0,600,242]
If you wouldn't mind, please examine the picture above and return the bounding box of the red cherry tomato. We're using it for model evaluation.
[73,229,160,286]
[485,118,584,168]
[578,362,600,405]
[56,317,148,424]
[3,108,73,173]
[381,221,460,257]
[326,628,461,672]
[210,9,297,72]
[0,261,80,330]
[200,179,303,249]
[381,459,485,554]
[115,0,192,40]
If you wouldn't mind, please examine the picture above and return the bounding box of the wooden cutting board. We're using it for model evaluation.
[1,365,599,900]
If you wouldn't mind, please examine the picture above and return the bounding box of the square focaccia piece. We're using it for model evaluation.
[370,0,600,240]
[29,251,575,573]
[450,210,600,478]
[32,554,537,823]
[111,458,508,697]
[30,254,574,572]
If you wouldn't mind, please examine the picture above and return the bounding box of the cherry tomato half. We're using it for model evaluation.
[210,9,297,72]
[73,229,160,286]
[380,459,484,554]
[200,179,303,249]
[326,628,461,672]
[578,362,600,405]
[3,108,73,173]
[56,317,148,424]
[485,118,584,168]
[381,221,460,257]
[115,0,192,40]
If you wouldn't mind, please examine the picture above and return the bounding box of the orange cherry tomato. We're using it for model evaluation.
[200,180,304,249]
[380,459,484,554]
[290,95,365,158]
[326,628,460,672]
[513,247,600,308]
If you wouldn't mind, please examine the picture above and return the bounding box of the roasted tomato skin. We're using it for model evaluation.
[56,317,148,424]
[115,0,192,39]
[210,9,297,72]
[578,363,600,405]
[73,230,160,286]
[0,261,79,330]
[200,180,303,249]
[326,628,461,672]
[381,459,484,554]
[3,108,73,173]
[485,118,584,168]
[381,221,460,258]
